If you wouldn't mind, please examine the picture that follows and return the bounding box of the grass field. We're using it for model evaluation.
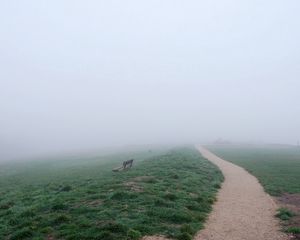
[0,146,223,240]
[206,144,300,236]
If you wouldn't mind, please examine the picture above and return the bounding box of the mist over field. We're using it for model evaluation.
[1,0,300,161]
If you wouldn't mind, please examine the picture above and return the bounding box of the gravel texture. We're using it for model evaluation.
[194,146,289,240]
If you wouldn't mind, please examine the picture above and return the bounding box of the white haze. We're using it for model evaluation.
[0,1,300,161]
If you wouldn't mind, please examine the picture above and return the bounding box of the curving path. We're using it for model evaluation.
[195,146,289,240]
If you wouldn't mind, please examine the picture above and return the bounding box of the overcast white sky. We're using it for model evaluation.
[1,1,300,160]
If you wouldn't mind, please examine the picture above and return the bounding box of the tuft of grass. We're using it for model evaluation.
[127,229,142,240]
[177,232,192,240]
[0,201,14,210]
[286,226,300,234]
[10,227,33,240]
[275,208,295,221]
[60,185,72,192]
[180,224,193,235]
[51,202,68,211]
[110,191,136,200]
[53,214,71,225]
[164,193,177,201]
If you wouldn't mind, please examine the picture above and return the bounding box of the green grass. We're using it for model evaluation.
[0,147,223,240]
[275,208,296,221]
[286,226,300,234]
[206,145,300,196]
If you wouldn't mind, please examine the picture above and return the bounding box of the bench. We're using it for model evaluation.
[113,159,134,172]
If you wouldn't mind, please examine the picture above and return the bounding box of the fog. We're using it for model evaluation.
[1,1,300,161]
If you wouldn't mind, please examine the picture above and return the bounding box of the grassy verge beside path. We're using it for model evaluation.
[0,147,223,240]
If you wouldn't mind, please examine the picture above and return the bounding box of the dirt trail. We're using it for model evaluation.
[195,146,288,240]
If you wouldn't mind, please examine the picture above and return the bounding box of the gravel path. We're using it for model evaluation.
[195,146,289,240]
